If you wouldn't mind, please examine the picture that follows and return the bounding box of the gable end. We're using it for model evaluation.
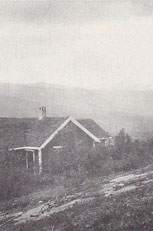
[40,117,100,149]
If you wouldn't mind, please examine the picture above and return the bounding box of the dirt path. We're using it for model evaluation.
[0,168,153,227]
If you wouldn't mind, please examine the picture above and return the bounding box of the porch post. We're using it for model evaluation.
[25,151,28,170]
[32,151,36,175]
[38,149,42,174]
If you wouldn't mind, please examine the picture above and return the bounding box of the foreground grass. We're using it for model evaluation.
[2,180,153,231]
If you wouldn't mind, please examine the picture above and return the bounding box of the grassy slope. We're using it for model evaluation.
[1,166,153,231]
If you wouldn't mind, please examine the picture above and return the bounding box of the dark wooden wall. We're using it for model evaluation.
[41,121,94,173]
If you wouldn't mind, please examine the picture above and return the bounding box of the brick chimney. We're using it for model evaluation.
[39,106,47,120]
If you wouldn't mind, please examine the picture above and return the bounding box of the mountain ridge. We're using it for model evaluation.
[0,82,153,140]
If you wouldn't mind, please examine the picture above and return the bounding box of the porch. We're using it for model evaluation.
[12,147,42,175]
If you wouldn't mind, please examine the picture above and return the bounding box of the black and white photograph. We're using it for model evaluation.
[0,0,153,230]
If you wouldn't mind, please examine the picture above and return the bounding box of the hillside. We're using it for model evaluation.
[1,165,153,231]
[0,83,153,139]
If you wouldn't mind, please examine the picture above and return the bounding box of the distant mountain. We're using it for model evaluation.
[0,82,153,140]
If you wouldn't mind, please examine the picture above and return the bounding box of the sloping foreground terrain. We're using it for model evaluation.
[0,165,153,231]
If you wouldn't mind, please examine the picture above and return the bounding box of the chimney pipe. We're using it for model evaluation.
[39,106,47,120]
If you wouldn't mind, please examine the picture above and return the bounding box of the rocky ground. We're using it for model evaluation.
[0,165,153,231]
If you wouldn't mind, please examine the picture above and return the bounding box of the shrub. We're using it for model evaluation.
[0,129,153,201]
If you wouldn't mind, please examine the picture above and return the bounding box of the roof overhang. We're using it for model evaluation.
[10,146,40,151]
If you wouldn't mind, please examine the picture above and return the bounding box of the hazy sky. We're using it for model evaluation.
[0,0,153,89]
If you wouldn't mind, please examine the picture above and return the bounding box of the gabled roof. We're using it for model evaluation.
[0,117,109,150]
[25,117,68,147]
[40,117,101,149]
